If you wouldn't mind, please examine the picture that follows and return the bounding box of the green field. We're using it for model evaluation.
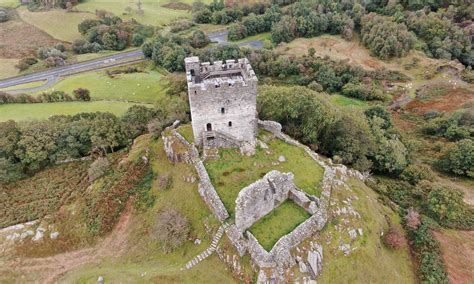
[229,32,271,44]
[330,94,368,107]
[75,0,211,26]
[36,69,167,103]
[205,132,324,216]
[249,200,310,251]
[0,80,47,92]
[0,58,18,80]
[0,101,150,122]
[0,0,19,7]
[17,7,96,42]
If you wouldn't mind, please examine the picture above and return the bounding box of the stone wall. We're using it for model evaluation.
[161,124,229,222]
[258,120,282,137]
[235,171,296,232]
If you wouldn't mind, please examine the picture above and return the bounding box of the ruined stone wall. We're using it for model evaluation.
[235,171,296,232]
[258,120,282,137]
[161,124,229,222]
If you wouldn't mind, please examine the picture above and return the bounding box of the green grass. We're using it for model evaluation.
[0,0,19,7]
[318,178,416,283]
[249,200,310,251]
[74,48,137,62]
[0,101,151,122]
[75,0,212,26]
[57,137,236,283]
[0,80,47,91]
[0,58,18,80]
[330,94,368,107]
[176,124,194,143]
[229,32,271,44]
[17,7,96,42]
[36,69,167,103]
[205,133,324,217]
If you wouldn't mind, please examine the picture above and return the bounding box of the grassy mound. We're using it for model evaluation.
[318,178,416,283]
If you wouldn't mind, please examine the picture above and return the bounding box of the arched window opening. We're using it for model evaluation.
[206,123,212,131]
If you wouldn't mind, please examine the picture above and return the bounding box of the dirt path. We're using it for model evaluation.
[6,199,134,283]
[433,229,474,284]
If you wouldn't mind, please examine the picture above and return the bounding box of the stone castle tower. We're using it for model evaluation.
[185,56,258,154]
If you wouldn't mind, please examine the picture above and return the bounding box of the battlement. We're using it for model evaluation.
[185,56,258,154]
[185,57,257,90]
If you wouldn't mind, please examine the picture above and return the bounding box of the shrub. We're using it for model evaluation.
[401,164,434,185]
[228,23,248,41]
[88,157,110,182]
[0,8,8,23]
[440,139,473,177]
[153,209,190,253]
[383,224,405,250]
[190,30,210,49]
[157,172,173,191]
[73,88,91,101]
[405,208,421,230]
[427,186,471,228]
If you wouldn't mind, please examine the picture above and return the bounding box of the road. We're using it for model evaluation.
[0,50,144,91]
[208,30,264,49]
[0,31,264,93]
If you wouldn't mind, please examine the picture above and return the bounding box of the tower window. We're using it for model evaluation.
[194,90,197,95]
[207,123,212,131]
[221,107,225,114]
[228,121,232,127]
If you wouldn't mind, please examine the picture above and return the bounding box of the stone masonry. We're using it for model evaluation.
[185,56,258,153]
[235,171,295,233]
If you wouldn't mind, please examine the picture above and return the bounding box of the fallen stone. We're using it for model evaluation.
[50,232,60,239]
[358,228,363,236]
[348,229,357,240]
[97,276,104,283]
[299,261,308,273]
[307,243,323,277]
[278,155,286,162]
[194,238,201,245]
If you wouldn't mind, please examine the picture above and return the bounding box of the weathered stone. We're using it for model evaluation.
[97,276,104,283]
[50,231,59,240]
[299,261,308,273]
[235,171,296,232]
[307,244,323,277]
[348,229,357,240]
[194,239,201,245]
[185,57,258,152]
[278,155,286,162]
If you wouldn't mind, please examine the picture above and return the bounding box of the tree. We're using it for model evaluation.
[440,139,474,177]
[227,23,247,41]
[401,164,434,185]
[383,224,406,250]
[0,120,20,161]
[153,209,190,253]
[361,13,415,59]
[427,186,468,226]
[121,105,157,138]
[190,30,210,48]
[73,88,91,101]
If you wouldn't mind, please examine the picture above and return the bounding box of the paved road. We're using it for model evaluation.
[0,50,144,90]
[209,31,264,49]
[0,31,263,93]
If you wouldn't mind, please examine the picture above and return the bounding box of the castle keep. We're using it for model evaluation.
[185,56,258,154]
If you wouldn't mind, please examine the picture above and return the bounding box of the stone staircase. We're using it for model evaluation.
[185,223,229,270]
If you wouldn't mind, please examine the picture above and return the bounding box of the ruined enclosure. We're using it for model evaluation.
[185,56,258,153]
